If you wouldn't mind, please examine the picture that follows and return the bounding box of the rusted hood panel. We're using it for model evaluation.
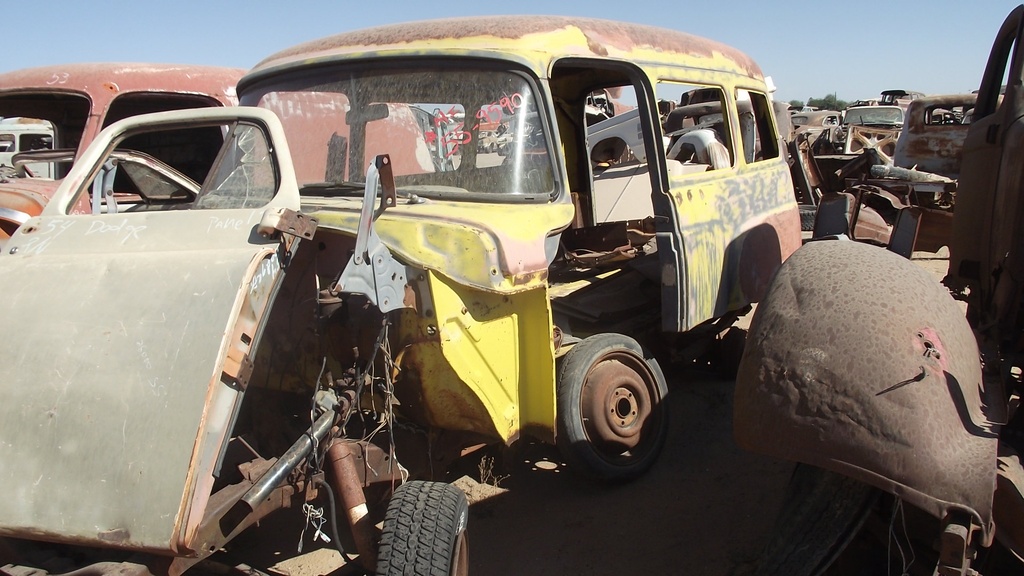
[0,211,277,552]
[735,240,998,542]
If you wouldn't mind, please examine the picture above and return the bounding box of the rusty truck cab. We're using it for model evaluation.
[0,17,797,576]
[236,14,799,478]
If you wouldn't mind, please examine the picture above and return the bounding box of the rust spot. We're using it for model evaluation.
[585,34,610,57]
[97,527,130,543]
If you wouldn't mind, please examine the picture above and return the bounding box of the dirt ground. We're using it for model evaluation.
[218,247,952,576]
[456,370,793,576]
[225,366,793,576]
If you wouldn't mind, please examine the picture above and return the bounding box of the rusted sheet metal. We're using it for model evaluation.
[0,63,242,104]
[0,63,243,228]
[245,16,764,87]
[326,440,396,572]
[791,110,840,145]
[736,207,801,303]
[735,240,999,545]
[0,64,242,156]
[0,181,49,234]
[844,124,900,162]
[311,200,574,294]
[893,94,976,180]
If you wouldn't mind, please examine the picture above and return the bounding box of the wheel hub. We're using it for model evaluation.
[580,357,652,452]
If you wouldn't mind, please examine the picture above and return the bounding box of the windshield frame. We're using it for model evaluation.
[842,106,904,127]
[238,56,561,204]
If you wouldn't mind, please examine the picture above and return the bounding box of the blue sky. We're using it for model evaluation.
[3,1,1019,103]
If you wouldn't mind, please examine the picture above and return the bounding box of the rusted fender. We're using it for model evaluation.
[735,240,999,545]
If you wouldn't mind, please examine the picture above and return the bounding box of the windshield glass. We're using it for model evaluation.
[240,63,555,201]
[843,107,903,126]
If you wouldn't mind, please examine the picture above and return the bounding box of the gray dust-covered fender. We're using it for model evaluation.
[0,107,306,555]
[734,240,1000,544]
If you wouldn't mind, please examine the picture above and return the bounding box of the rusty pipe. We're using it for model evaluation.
[241,408,335,511]
[327,440,380,573]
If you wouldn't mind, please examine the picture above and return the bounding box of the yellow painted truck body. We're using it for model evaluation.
[0,16,798,575]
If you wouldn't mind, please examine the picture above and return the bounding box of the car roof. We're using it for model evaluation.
[242,16,763,88]
[0,63,243,103]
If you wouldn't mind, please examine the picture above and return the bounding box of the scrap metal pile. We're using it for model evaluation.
[787,91,975,255]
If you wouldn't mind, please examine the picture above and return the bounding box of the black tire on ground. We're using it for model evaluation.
[757,464,880,576]
[376,481,469,576]
[556,333,669,482]
[799,204,817,232]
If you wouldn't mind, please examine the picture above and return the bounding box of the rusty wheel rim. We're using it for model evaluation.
[449,529,468,576]
[578,351,657,458]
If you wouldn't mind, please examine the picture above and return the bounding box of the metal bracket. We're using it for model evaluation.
[257,207,318,240]
[332,155,410,313]
[934,512,979,576]
[222,349,254,391]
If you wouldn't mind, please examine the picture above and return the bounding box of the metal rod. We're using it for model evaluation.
[241,409,336,511]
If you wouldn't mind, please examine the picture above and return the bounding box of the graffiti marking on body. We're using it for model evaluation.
[0,16,798,576]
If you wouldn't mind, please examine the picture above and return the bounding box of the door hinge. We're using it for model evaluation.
[258,207,318,240]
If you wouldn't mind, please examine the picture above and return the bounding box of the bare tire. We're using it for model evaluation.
[376,481,469,576]
[757,464,879,576]
[556,333,669,481]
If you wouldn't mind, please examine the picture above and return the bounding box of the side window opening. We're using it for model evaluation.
[70,120,278,215]
[657,82,733,173]
[0,94,90,179]
[736,89,780,164]
[103,93,224,127]
[0,120,55,178]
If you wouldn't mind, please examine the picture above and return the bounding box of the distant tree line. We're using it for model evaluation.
[787,95,850,111]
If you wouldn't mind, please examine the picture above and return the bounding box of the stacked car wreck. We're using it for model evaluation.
[0,17,798,576]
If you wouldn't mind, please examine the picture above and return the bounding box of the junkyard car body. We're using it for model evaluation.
[893,93,976,180]
[736,5,1024,573]
[840,104,904,161]
[790,110,840,139]
[0,63,242,242]
[0,16,798,575]
[879,88,925,108]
